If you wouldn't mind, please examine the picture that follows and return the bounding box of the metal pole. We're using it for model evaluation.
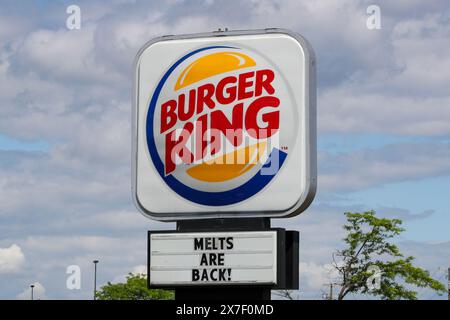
[93,260,99,300]
[448,267,450,301]
[30,285,34,300]
[329,283,333,300]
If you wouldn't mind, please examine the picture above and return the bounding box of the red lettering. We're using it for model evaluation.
[178,89,196,121]
[210,103,243,146]
[195,114,208,161]
[216,76,237,105]
[245,96,280,139]
[197,83,215,114]
[161,100,177,133]
[160,68,280,173]
[164,122,194,175]
[238,71,255,100]
[255,69,275,96]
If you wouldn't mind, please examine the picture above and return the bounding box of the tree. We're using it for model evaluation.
[332,211,446,300]
[95,273,174,300]
[273,290,297,300]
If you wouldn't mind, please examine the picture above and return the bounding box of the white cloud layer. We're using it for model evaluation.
[319,142,450,192]
[0,244,25,274]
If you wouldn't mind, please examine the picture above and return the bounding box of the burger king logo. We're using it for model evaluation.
[146,45,297,206]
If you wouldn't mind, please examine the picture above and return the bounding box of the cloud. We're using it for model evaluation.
[0,244,25,274]
[388,14,450,96]
[131,264,147,275]
[319,141,450,192]
[317,10,450,136]
[376,207,434,221]
[299,262,337,293]
[319,90,450,136]
[111,264,147,283]
[14,26,124,85]
[17,282,46,300]
[0,150,131,224]
[0,234,152,299]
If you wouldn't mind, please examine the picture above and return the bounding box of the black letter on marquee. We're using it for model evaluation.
[200,253,208,266]
[194,238,203,250]
[192,269,200,281]
[217,253,225,266]
[226,237,234,249]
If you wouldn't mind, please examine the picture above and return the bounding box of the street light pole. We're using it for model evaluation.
[447,267,450,301]
[93,260,99,300]
[329,283,333,300]
[30,284,34,300]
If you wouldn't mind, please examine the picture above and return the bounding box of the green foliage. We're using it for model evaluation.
[333,211,446,300]
[95,273,174,300]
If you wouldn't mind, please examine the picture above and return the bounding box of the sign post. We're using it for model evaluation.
[133,28,316,300]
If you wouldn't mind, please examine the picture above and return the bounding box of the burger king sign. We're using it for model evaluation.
[133,29,316,220]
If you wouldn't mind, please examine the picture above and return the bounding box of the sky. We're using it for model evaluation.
[0,0,449,300]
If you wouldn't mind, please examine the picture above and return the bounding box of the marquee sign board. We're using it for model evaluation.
[148,230,281,287]
[133,29,316,220]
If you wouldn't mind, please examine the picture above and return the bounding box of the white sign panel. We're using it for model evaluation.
[133,28,316,220]
[149,231,277,286]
